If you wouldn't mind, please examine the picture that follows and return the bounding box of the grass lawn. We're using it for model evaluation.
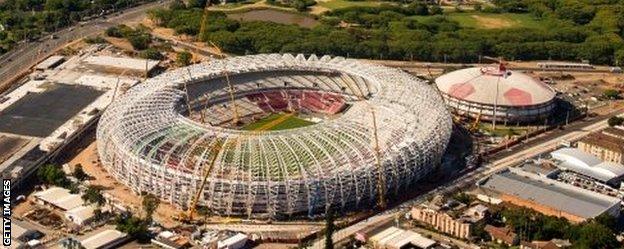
[411,12,545,30]
[242,113,315,131]
[317,0,387,10]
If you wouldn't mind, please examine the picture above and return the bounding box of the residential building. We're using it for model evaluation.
[410,200,488,239]
[485,225,519,246]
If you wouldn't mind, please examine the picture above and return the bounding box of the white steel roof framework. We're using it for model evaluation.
[96,54,452,219]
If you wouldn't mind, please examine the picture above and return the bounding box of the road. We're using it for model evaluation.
[311,112,622,248]
[0,0,170,94]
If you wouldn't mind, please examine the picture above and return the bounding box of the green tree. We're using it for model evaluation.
[615,49,624,66]
[410,3,428,16]
[176,51,192,66]
[474,3,482,12]
[128,33,151,50]
[116,214,150,242]
[72,164,88,181]
[142,193,160,221]
[105,26,123,38]
[603,89,620,99]
[82,185,106,206]
[571,221,619,249]
[429,5,443,15]
[453,192,472,204]
[139,48,164,60]
[37,164,70,187]
[608,116,624,127]
[325,209,335,249]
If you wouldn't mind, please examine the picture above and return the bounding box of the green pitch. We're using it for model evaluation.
[242,113,315,131]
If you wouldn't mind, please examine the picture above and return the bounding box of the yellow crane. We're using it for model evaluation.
[340,75,386,210]
[183,140,225,222]
[210,41,241,125]
[198,2,212,42]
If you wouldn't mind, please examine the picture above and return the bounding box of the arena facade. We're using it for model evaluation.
[435,66,556,124]
[96,54,452,219]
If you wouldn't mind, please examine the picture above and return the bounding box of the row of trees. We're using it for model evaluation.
[0,0,153,54]
[498,207,620,248]
[148,2,624,65]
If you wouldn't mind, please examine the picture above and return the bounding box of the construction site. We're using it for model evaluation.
[96,53,453,221]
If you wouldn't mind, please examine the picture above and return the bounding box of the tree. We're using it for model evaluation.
[429,5,443,15]
[128,33,151,50]
[105,26,123,38]
[603,89,621,100]
[176,51,192,66]
[608,116,624,127]
[474,3,482,12]
[37,164,70,187]
[82,185,106,206]
[325,209,335,249]
[73,164,88,181]
[571,221,619,249]
[410,3,428,16]
[139,48,164,60]
[142,193,160,221]
[615,49,624,66]
[116,214,150,243]
[453,192,472,204]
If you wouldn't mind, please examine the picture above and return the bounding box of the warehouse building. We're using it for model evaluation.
[478,168,620,223]
[550,147,624,186]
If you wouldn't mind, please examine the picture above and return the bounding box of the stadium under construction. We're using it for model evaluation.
[96,54,452,220]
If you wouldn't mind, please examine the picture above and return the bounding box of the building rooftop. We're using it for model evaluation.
[602,127,624,139]
[84,56,159,72]
[579,132,624,154]
[551,148,624,182]
[34,187,84,211]
[35,55,65,70]
[65,205,96,224]
[370,227,436,249]
[485,225,517,245]
[81,229,128,249]
[435,67,555,107]
[480,168,620,219]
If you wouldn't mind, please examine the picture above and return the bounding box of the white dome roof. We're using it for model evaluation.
[435,67,555,107]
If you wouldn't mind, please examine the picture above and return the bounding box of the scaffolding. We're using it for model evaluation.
[96,54,452,219]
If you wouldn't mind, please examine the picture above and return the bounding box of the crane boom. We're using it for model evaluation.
[209,41,241,125]
[187,140,224,221]
[338,73,386,210]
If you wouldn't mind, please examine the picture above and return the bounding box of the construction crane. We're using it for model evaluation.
[469,112,482,132]
[340,74,386,210]
[198,2,212,42]
[210,41,241,126]
[183,139,225,222]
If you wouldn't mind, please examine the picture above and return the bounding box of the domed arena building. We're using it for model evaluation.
[96,54,452,219]
[435,65,556,124]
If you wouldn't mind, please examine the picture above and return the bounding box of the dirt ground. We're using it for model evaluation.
[68,141,180,227]
[471,15,514,29]
[103,36,136,52]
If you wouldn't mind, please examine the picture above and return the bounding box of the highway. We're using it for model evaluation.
[0,0,170,94]
[311,111,622,249]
